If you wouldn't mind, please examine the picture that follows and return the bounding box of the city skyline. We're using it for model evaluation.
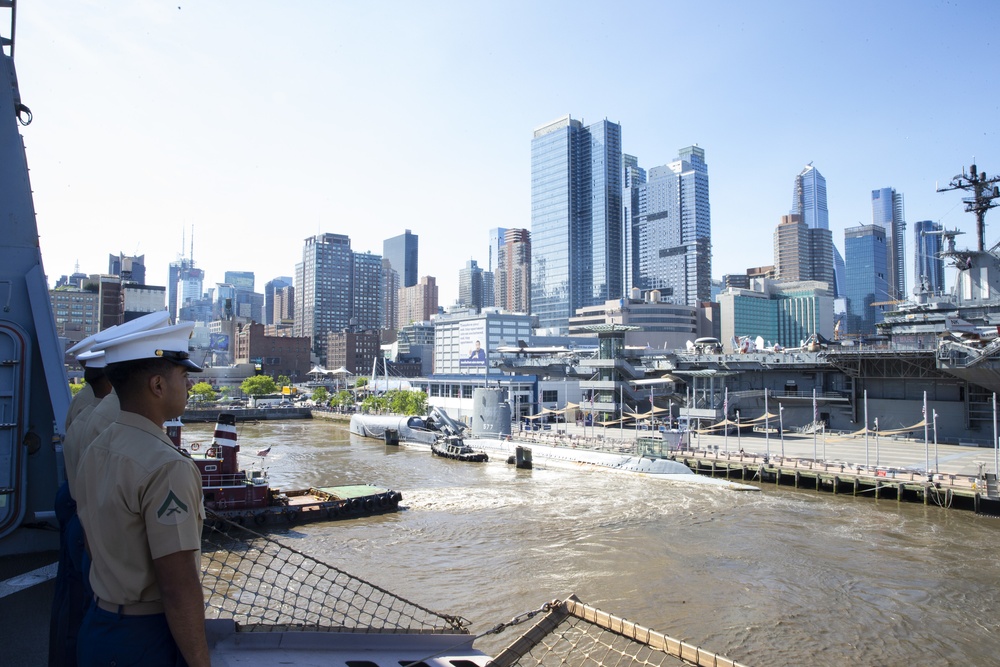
[15,2,999,305]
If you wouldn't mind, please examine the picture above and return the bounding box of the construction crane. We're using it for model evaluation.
[937,163,1000,252]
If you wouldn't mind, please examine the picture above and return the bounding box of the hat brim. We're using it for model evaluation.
[171,357,204,372]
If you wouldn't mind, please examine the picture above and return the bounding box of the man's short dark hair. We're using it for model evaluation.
[105,358,177,396]
[82,365,106,384]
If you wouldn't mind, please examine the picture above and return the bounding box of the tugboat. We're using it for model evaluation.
[430,437,489,463]
[168,414,403,528]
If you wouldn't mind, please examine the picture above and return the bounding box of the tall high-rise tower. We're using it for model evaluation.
[496,228,531,313]
[914,220,945,295]
[792,164,829,230]
[844,224,888,335]
[872,187,906,300]
[383,230,419,288]
[622,154,646,292]
[634,146,711,306]
[458,260,484,311]
[792,163,845,298]
[531,115,622,332]
[294,233,383,365]
[773,214,834,292]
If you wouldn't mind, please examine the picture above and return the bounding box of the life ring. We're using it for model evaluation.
[253,513,267,526]
[191,442,200,451]
[206,448,218,458]
[217,498,227,510]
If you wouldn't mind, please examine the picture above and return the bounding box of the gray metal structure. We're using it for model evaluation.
[1,0,67,554]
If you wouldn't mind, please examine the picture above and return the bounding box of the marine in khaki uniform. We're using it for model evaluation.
[75,321,209,667]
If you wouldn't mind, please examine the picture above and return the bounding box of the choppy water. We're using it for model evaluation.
[185,419,1000,665]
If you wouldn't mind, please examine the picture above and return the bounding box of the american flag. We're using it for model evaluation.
[257,445,271,457]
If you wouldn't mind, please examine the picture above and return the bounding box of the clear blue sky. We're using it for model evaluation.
[13,0,1000,304]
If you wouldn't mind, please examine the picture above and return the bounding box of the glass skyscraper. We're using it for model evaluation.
[531,115,622,332]
[383,230,419,288]
[633,146,711,306]
[844,224,888,336]
[914,220,945,295]
[792,164,829,230]
[872,187,906,300]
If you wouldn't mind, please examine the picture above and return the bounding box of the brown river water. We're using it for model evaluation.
[184,419,1000,665]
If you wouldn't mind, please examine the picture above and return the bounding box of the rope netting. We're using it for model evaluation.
[488,597,749,667]
[200,514,468,634]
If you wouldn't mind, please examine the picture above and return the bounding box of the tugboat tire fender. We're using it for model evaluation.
[253,513,267,526]
[285,509,299,523]
[364,498,376,511]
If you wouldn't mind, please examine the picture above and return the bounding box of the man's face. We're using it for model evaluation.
[160,363,192,418]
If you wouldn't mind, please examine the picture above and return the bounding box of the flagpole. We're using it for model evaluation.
[812,388,817,461]
[724,387,729,452]
[779,404,784,458]
[923,391,929,476]
[933,409,939,475]
[864,390,870,469]
[764,390,770,460]
[994,393,998,479]
[736,410,741,452]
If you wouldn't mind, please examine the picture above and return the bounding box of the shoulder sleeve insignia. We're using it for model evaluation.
[156,490,190,524]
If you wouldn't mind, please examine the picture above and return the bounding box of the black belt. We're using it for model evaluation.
[94,598,164,616]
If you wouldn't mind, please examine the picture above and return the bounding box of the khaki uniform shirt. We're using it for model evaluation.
[65,383,97,432]
[64,392,120,499]
[76,411,204,606]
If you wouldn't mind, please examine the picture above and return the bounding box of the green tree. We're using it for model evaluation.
[386,389,428,415]
[189,381,218,402]
[360,394,388,413]
[241,375,277,396]
[332,390,354,409]
[354,377,368,389]
[219,386,231,398]
[69,381,85,397]
[311,387,329,404]
[276,374,292,388]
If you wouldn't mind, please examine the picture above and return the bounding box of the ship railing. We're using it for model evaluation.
[200,520,748,665]
[200,472,263,487]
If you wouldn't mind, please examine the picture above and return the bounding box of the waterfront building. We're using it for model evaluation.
[634,146,711,307]
[434,310,535,376]
[108,253,145,284]
[234,322,312,382]
[482,270,495,309]
[396,320,436,376]
[294,233,384,365]
[488,227,508,273]
[383,230,419,288]
[568,290,699,350]
[326,329,381,376]
[531,115,622,332]
[872,187,906,300]
[224,270,255,291]
[844,224,889,336]
[496,228,531,314]
[399,276,439,329]
[914,220,946,294]
[264,276,293,326]
[773,214,834,294]
[717,279,834,350]
[458,260,484,311]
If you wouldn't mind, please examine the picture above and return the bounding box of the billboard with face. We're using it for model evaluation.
[458,319,487,370]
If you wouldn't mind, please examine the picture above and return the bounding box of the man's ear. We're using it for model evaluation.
[148,371,166,399]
